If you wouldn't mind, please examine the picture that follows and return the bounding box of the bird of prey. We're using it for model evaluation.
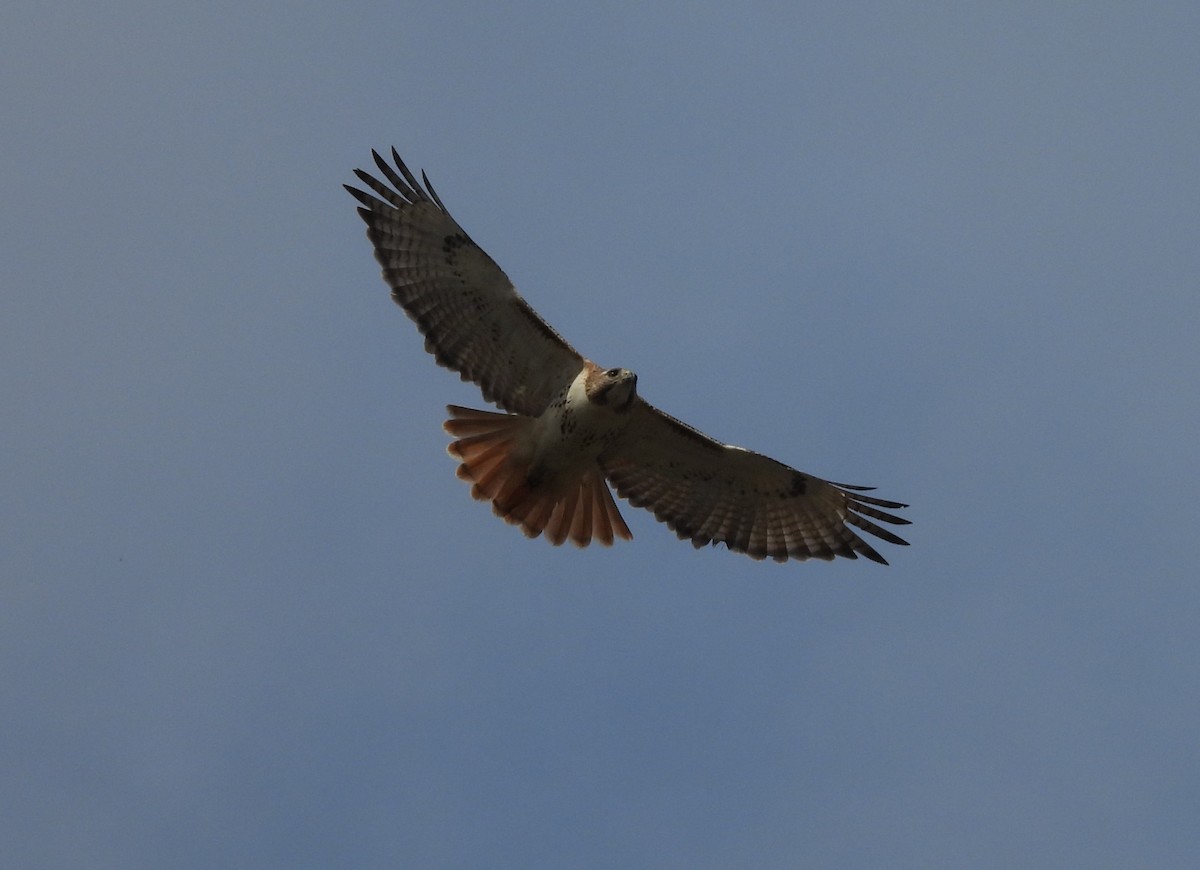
[346,149,910,564]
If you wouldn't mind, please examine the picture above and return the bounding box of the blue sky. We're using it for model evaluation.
[3,2,1199,867]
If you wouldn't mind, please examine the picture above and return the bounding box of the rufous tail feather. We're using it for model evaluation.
[443,405,632,547]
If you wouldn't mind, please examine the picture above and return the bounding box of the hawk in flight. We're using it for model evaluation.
[346,150,910,564]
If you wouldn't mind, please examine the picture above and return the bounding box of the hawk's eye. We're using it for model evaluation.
[606,368,621,378]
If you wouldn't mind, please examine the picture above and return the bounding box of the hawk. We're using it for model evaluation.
[346,149,910,564]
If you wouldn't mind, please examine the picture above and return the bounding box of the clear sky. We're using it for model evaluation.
[3,2,1199,867]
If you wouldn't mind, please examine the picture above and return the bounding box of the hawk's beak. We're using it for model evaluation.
[618,373,638,409]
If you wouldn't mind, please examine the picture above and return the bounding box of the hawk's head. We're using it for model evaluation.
[586,366,638,411]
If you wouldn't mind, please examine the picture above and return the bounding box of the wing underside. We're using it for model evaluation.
[346,149,584,415]
[601,402,910,563]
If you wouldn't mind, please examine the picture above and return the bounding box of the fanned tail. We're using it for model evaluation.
[444,406,632,547]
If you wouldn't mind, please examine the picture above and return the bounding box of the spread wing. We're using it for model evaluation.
[600,402,910,564]
[345,149,584,415]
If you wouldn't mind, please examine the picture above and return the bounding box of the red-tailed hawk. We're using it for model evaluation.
[346,149,910,564]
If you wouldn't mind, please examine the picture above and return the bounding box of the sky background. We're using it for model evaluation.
[3,2,1199,867]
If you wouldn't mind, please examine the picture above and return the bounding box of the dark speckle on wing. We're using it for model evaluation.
[442,233,471,264]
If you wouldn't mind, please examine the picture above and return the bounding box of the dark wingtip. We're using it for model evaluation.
[421,168,449,212]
